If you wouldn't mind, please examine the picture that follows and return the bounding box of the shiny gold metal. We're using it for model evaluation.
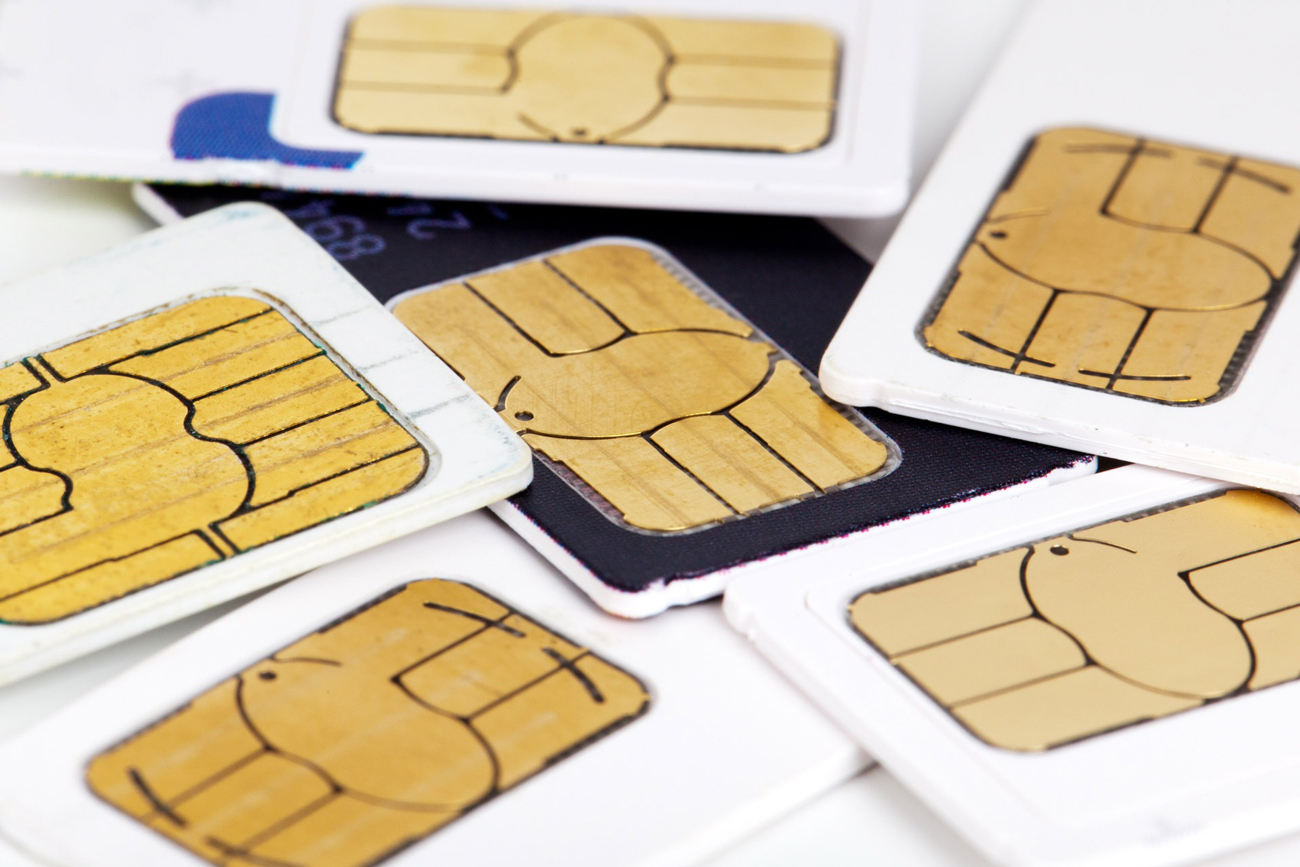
[922,128,1300,404]
[0,296,427,624]
[392,242,892,533]
[334,6,839,153]
[849,489,1300,751]
[87,580,649,867]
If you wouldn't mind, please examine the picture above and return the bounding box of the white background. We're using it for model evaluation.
[0,1,1294,864]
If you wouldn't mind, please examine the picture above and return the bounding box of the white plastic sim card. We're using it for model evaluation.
[0,0,916,218]
[0,510,865,867]
[726,464,1300,867]
[0,203,530,685]
[820,0,1300,492]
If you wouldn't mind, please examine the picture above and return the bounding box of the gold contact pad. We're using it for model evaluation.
[0,296,427,624]
[334,6,838,153]
[392,243,889,533]
[922,128,1300,404]
[87,580,649,867]
[850,489,1300,751]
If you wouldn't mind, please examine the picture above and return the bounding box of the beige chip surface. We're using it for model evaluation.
[87,579,649,867]
[0,295,427,624]
[392,241,893,533]
[334,5,839,153]
[850,489,1300,751]
[922,127,1300,404]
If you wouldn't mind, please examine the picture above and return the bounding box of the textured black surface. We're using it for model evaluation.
[148,184,1093,595]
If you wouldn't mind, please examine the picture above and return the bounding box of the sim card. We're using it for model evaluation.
[820,0,1300,493]
[0,203,530,685]
[725,464,1300,867]
[0,0,916,217]
[137,183,1095,617]
[0,511,867,867]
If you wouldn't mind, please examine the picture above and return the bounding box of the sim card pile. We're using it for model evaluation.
[727,2,1300,867]
[0,2,1299,867]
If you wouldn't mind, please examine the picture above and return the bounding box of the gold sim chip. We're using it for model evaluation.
[391,242,894,533]
[0,295,427,624]
[87,579,650,867]
[333,6,839,153]
[848,489,1300,751]
[921,127,1300,404]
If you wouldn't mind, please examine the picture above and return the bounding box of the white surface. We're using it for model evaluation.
[0,204,532,685]
[0,0,916,218]
[0,510,866,867]
[726,466,1300,866]
[4,0,1296,864]
[822,0,1300,494]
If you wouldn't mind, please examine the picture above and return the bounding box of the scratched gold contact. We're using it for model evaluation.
[392,241,894,533]
[333,5,839,153]
[87,579,649,867]
[850,489,1300,751]
[922,127,1300,404]
[0,295,427,624]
